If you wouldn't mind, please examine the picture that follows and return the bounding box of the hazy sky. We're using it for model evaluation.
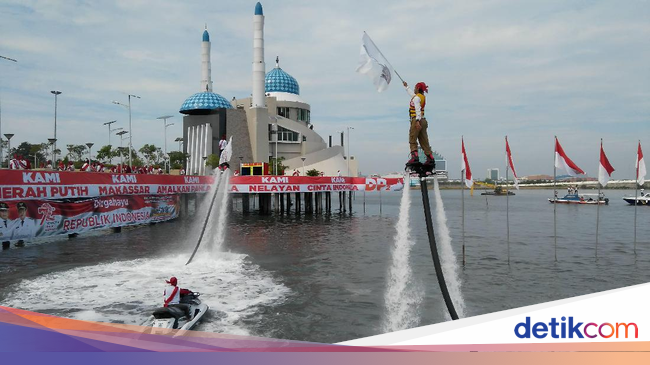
[1,0,648,178]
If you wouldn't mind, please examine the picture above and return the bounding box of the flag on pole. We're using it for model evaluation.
[637,141,646,186]
[598,141,615,187]
[554,137,584,176]
[462,138,473,189]
[356,32,394,92]
[505,136,519,190]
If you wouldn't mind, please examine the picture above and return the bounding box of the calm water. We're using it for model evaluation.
[1,188,649,343]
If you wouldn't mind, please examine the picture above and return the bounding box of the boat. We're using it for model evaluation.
[622,192,650,205]
[481,186,515,196]
[142,290,208,334]
[548,193,608,205]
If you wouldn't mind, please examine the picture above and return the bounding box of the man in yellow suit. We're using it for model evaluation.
[404,81,435,169]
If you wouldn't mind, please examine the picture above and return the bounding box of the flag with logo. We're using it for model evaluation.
[356,32,394,92]
[462,137,473,189]
[554,137,584,176]
[598,140,615,187]
[505,136,519,190]
[637,141,646,186]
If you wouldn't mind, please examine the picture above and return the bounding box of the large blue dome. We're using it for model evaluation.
[265,67,300,95]
[179,92,232,114]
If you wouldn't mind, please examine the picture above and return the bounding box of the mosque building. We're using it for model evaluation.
[180,2,357,176]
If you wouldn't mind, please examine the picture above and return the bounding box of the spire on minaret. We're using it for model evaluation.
[201,25,213,92]
[275,56,279,68]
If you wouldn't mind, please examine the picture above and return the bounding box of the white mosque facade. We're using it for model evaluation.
[180,2,358,177]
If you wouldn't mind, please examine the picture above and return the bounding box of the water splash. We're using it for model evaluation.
[383,183,423,332]
[209,169,231,254]
[432,177,467,318]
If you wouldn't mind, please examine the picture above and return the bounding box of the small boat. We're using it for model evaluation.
[549,193,608,205]
[142,291,208,335]
[622,192,650,205]
[481,186,515,196]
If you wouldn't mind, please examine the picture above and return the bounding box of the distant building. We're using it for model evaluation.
[417,148,448,180]
[487,168,499,181]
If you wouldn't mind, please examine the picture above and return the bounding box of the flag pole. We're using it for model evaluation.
[634,139,639,256]
[363,31,405,83]
[553,136,558,262]
[596,138,602,260]
[461,137,466,267]
[506,136,510,265]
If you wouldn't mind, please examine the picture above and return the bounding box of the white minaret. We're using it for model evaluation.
[201,25,213,92]
[252,2,266,107]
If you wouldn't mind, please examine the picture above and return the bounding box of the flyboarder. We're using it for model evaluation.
[403,81,435,170]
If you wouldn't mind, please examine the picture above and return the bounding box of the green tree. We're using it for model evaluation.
[306,168,320,177]
[95,145,116,163]
[269,156,289,175]
[139,144,163,165]
[66,144,87,162]
[205,154,220,169]
[168,150,188,169]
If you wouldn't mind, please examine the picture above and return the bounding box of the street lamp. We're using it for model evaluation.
[165,123,174,171]
[116,130,128,167]
[51,91,62,163]
[47,138,57,168]
[113,94,140,169]
[103,120,116,146]
[157,115,174,170]
[301,156,306,176]
[85,142,94,161]
[175,137,183,152]
[272,123,278,175]
[4,134,14,165]
[346,126,354,177]
[1,55,18,168]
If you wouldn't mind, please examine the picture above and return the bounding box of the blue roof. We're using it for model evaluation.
[255,2,263,15]
[265,67,300,95]
[179,92,232,114]
[202,29,209,42]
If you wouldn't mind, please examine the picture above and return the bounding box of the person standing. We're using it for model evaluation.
[163,276,180,307]
[219,134,228,157]
[0,202,12,249]
[404,81,435,168]
[12,202,36,246]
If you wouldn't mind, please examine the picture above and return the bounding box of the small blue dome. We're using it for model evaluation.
[202,29,209,42]
[265,67,300,95]
[255,2,263,15]
[180,92,232,114]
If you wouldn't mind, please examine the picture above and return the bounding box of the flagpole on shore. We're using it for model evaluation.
[553,136,558,262]
[506,136,510,265]
[362,31,405,83]
[461,137,466,267]
[634,140,639,256]
[596,139,603,259]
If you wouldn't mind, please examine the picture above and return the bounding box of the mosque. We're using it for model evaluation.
[180,2,357,176]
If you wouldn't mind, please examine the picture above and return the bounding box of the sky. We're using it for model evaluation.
[0,0,648,178]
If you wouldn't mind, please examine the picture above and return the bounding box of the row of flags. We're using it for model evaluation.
[461,138,647,188]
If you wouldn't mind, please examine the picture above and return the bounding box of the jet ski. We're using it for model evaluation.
[142,290,208,334]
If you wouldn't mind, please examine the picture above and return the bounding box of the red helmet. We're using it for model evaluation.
[415,82,429,93]
[166,276,177,286]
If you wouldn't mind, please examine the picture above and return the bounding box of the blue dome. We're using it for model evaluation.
[255,2,263,15]
[202,29,209,42]
[179,92,232,114]
[265,67,300,95]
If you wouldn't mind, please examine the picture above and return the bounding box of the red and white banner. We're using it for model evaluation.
[0,195,179,241]
[0,170,213,201]
[461,138,473,189]
[228,176,405,194]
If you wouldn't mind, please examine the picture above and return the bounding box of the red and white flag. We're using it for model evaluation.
[637,141,646,186]
[554,137,584,176]
[461,137,473,189]
[598,140,615,187]
[505,136,519,190]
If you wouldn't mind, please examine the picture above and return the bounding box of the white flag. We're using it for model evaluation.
[356,33,394,92]
[219,136,233,164]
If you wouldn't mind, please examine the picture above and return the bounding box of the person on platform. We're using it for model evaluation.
[180,168,186,175]
[403,81,435,168]
[12,202,36,246]
[219,134,228,156]
[337,170,341,177]
[0,202,12,249]
[58,160,65,171]
[67,161,75,171]
[8,155,19,169]
[46,160,53,169]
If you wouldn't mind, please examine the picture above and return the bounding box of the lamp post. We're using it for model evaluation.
[346,126,354,177]
[103,120,116,146]
[301,156,306,176]
[175,137,183,152]
[157,115,173,170]
[4,133,14,166]
[113,94,140,169]
[85,143,94,161]
[47,138,56,168]
[272,123,278,174]
[107,127,122,164]
[116,130,128,167]
[1,55,18,168]
[165,123,174,171]
[51,91,61,163]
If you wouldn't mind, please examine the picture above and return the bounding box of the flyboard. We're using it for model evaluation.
[406,160,460,320]
[186,137,233,265]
